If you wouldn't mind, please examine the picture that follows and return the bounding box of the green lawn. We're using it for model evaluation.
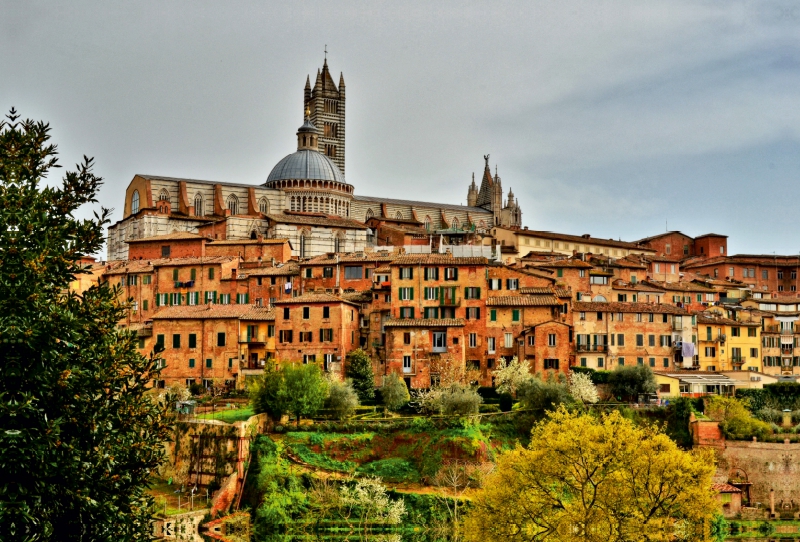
[197,406,254,423]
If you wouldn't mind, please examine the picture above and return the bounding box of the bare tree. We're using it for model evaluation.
[434,460,495,528]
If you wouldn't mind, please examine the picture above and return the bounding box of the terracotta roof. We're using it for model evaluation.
[366,216,422,226]
[240,307,276,321]
[573,301,688,315]
[207,238,290,245]
[612,280,666,293]
[553,288,572,298]
[104,256,237,275]
[373,266,391,273]
[340,290,373,304]
[265,212,369,230]
[391,254,488,265]
[696,314,759,327]
[711,483,741,493]
[137,173,260,190]
[383,318,465,327]
[755,296,800,304]
[643,280,714,293]
[304,252,396,265]
[103,260,155,275]
[486,295,561,307]
[533,259,594,269]
[635,231,693,244]
[242,263,300,276]
[695,233,728,239]
[506,229,653,251]
[273,293,358,306]
[126,231,211,243]
[152,304,271,320]
[520,287,554,295]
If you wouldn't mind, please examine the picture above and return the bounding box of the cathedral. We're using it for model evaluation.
[107,57,522,261]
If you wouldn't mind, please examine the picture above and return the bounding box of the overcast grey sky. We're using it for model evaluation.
[3,1,799,255]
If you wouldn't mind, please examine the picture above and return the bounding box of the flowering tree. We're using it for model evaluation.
[492,356,532,397]
[340,476,406,526]
[568,371,599,404]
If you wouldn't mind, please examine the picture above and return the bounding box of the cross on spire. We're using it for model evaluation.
[324,44,327,61]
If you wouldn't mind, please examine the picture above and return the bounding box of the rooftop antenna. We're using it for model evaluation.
[324,44,327,61]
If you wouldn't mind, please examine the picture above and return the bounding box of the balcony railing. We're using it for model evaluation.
[240,335,267,344]
[782,328,795,336]
[440,297,461,307]
[731,357,745,365]
[577,344,608,353]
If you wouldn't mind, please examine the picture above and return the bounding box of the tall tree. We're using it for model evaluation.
[0,110,169,539]
[465,408,718,542]
[283,363,328,425]
[345,348,375,402]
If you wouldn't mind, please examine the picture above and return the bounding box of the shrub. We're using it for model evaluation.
[720,416,771,441]
[608,365,656,401]
[498,393,514,412]
[755,407,783,424]
[346,348,376,402]
[382,373,411,411]
[440,384,482,417]
[517,378,573,417]
[326,379,360,420]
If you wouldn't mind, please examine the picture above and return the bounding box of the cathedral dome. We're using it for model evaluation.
[266,149,345,184]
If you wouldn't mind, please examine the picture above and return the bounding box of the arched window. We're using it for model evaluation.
[424,216,431,231]
[395,211,403,220]
[299,233,307,258]
[131,190,140,214]
[592,295,607,302]
[452,217,460,230]
[158,189,170,201]
[227,194,239,215]
[259,197,269,214]
[194,193,203,217]
[365,208,374,221]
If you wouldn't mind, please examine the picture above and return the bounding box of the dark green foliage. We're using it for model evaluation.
[477,386,500,402]
[357,458,420,483]
[0,111,170,539]
[345,348,375,402]
[517,378,574,418]
[665,397,695,447]
[608,365,657,400]
[250,366,288,419]
[574,366,613,384]
[250,363,328,424]
[325,379,359,420]
[440,383,482,417]
[498,393,513,412]
[736,388,766,411]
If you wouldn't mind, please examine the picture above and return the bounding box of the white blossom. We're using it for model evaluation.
[492,356,533,397]
[568,371,599,404]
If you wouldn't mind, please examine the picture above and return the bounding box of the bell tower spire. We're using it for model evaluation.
[306,52,346,176]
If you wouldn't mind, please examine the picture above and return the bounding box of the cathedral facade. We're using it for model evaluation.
[107,58,522,261]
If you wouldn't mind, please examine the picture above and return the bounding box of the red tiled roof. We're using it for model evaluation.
[391,254,488,265]
[152,304,272,320]
[207,238,289,245]
[304,252,397,264]
[486,295,561,307]
[711,483,741,493]
[519,287,554,295]
[242,263,300,276]
[126,231,211,243]
[696,313,759,327]
[643,279,715,293]
[533,259,594,269]
[273,293,358,306]
[265,212,369,230]
[573,301,688,315]
[383,318,465,327]
[507,228,654,251]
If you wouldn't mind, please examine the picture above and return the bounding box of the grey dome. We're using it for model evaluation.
[266,150,345,184]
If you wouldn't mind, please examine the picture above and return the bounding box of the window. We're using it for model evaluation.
[235,293,249,304]
[218,293,230,304]
[751,348,759,358]
[466,307,480,319]
[323,306,330,319]
[433,332,447,351]
[617,334,625,346]
[205,358,212,369]
[217,332,226,347]
[762,270,769,280]
[227,194,239,215]
[398,287,414,301]
[548,334,556,347]
[300,331,313,342]
[704,346,716,357]
[649,357,656,367]
[424,287,439,300]
[131,190,140,214]
[323,267,333,278]
[579,312,586,320]
[544,359,559,370]
[487,337,496,354]
[648,335,655,347]
[283,307,290,319]
[403,355,412,372]
[504,333,513,349]
[344,266,363,280]
[155,334,165,350]
[468,333,477,348]
[579,269,586,277]
[637,357,644,366]
[490,309,497,322]
[617,294,627,302]
[527,335,535,346]
[424,307,439,318]
[444,267,458,281]
[424,267,439,280]
[171,334,180,348]
[142,300,148,311]
[399,267,413,279]
[464,287,481,299]
[189,358,195,368]
[303,306,310,319]
[268,325,275,338]
[488,278,502,290]
[590,275,608,285]
[170,293,180,306]
[617,357,624,367]
[597,312,603,321]
[399,307,414,318]
[512,309,520,322]
[636,334,644,347]
[731,327,740,337]
[580,357,587,367]
[279,330,293,343]
[506,278,519,290]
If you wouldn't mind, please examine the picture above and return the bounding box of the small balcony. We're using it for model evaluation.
[439,296,461,307]
[782,328,795,336]
[765,325,780,333]
[240,335,266,345]
[731,356,745,366]
[577,344,608,353]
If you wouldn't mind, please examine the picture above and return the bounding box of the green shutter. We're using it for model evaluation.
[476,287,481,299]
[155,294,160,307]
[319,329,324,342]
[213,291,218,303]
[409,288,414,300]
[245,293,250,303]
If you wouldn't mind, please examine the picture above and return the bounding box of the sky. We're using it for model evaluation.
[3,0,800,255]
